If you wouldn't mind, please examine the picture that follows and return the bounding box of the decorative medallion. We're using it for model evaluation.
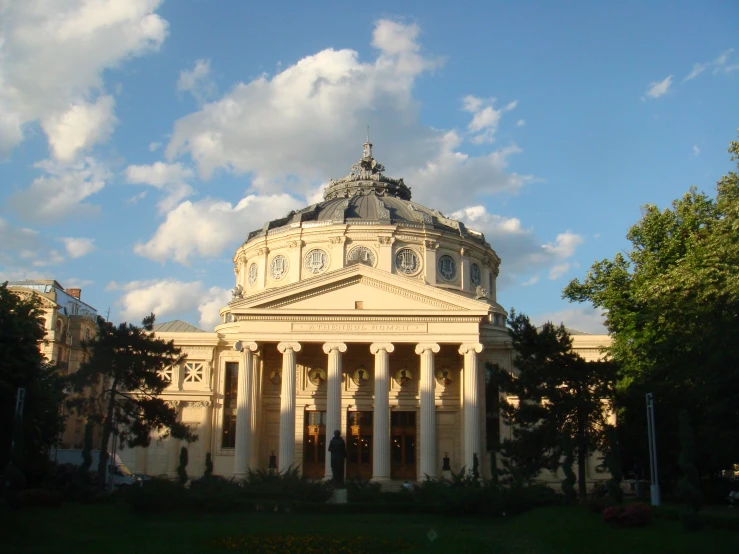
[307,367,327,386]
[352,367,370,386]
[269,255,289,280]
[268,368,282,386]
[395,368,412,386]
[437,255,457,281]
[470,263,481,287]
[303,248,329,275]
[436,367,453,386]
[395,248,421,275]
[347,246,377,267]
[248,263,258,287]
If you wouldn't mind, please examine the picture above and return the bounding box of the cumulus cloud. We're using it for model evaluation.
[177,59,216,103]
[692,145,700,157]
[531,305,607,335]
[125,162,195,212]
[0,0,168,159]
[644,75,673,99]
[548,263,571,280]
[450,206,583,288]
[61,237,96,258]
[516,119,525,127]
[134,193,303,264]
[462,95,517,144]
[110,279,229,329]
[8,158,110,223]
[0,218,65,276]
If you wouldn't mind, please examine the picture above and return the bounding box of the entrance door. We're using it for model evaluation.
[346,411,373,481]
[303,411,326,479]
[391,411,416,480]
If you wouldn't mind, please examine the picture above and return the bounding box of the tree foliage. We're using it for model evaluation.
[0,283,66,476]
[492,311,616,499]
[563,133,739,484]
[68,313,196,487]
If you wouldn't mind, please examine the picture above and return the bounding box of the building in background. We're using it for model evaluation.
[116,143,611,486]
[8,280,99,449]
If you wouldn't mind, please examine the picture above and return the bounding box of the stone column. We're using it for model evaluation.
[459,343,484,474]
[370,343,394,482]
[233,341,258,479]
[277,342,302,473]
[323,342,347,479]
[249,353,262,470]
[415,343,440,479]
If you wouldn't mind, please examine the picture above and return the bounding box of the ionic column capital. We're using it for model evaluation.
[415,343,440,355]
[234,341,259,353]
[459,343,484,355]
[277,342,302,354]
[370,343,395,354]
[322,342,347,354]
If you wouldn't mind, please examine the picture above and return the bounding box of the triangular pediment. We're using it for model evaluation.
[230,265,493,314]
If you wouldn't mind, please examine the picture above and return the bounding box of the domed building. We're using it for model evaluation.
[119,143,610,484]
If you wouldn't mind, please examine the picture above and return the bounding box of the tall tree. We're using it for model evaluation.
[492,311,616,498]
[563,133,739,485]
[0,283,66,477]
[69,313,196,487]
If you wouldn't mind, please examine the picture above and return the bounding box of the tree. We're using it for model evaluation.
[177,446,189,486]
[563,133,739,485]
[0,283,66,478]
[68,313,196,487]
[492,311,616,498]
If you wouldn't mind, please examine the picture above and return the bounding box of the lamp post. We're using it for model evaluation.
[646,393,661,506]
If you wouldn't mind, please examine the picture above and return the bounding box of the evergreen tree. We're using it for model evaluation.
[204,452,213,478]
[0,283,66,476]
[492,311,616,498]
[68,313,196,488]
[603,425,623,505]
[560,434,577,505]
[563,134,739,483]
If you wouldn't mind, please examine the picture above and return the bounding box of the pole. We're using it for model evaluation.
[646,393,661,506]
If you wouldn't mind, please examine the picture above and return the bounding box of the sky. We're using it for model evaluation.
[1,0,738,334]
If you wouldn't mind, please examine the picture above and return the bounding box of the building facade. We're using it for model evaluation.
[8,280,99,449]
[118,144,611,484]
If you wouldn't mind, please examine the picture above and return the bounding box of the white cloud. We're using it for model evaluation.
[522,275,539,286]
[692,144,700,157]
[0,217,68,277]
[125,162,195,212]
[61,237,96,258]
[135,193,303,264]
[112,278,229,330]
[8,158,110,223]
[177,59,216,103]
[684,62,707,82]
[149,142,162,152]
[684,49,739,83]
[516,119,525,127]
[0,0,168,159]
[645,75,673,99]
[548,262,570,280]
[462,95,518,144]
[41,95,117,162]
[532,306,607,335]
[450,206,584,287]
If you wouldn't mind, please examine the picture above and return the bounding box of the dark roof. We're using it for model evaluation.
[245,143,489,247]
[151,320,205,333]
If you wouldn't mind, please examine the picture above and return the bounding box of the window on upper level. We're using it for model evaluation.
[158,366,175,382]
[183,362,204,383]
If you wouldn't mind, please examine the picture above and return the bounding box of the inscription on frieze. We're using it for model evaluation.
[291,322,427,333]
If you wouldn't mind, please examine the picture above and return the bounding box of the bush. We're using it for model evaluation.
[603,503,652,527]
[501,483,561,514]
[345,479,383,503]
[242,467,332,503]
[124,478,189,513]
[18,488,63,508]
[681,511,704,532]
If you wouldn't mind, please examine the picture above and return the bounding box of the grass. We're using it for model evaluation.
[3,502,739,554]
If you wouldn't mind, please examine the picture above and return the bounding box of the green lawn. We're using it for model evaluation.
[3,502,739,554]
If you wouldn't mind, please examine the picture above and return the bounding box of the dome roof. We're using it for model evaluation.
[245,142,488,246]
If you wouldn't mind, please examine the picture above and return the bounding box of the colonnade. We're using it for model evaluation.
[231,340,484,481]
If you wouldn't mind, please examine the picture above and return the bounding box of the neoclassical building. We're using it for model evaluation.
[118,143,610,484]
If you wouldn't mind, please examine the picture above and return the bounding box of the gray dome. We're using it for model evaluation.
[245,143,488,246]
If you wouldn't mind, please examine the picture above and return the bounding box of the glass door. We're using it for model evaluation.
[391,411,416,480]
[346,411,373,481]
[303,411,326,479]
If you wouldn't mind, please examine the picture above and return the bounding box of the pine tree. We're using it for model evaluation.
[68,313,196,488]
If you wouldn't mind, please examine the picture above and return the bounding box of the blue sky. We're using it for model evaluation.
[1,0,738,333]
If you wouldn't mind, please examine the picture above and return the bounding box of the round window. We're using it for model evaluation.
[395,248,421,275]
[269,255,289,280]
[437,255,457,281]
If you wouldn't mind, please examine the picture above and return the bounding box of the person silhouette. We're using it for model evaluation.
[328,430,346,485]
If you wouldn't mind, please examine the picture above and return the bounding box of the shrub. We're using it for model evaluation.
[204,453,213,477]
[501,483,561,514]
[18,488,63,508]
[345,479,383,503]
[124,478,188,513]
[603,503,652,527]
[177,447,189,486]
